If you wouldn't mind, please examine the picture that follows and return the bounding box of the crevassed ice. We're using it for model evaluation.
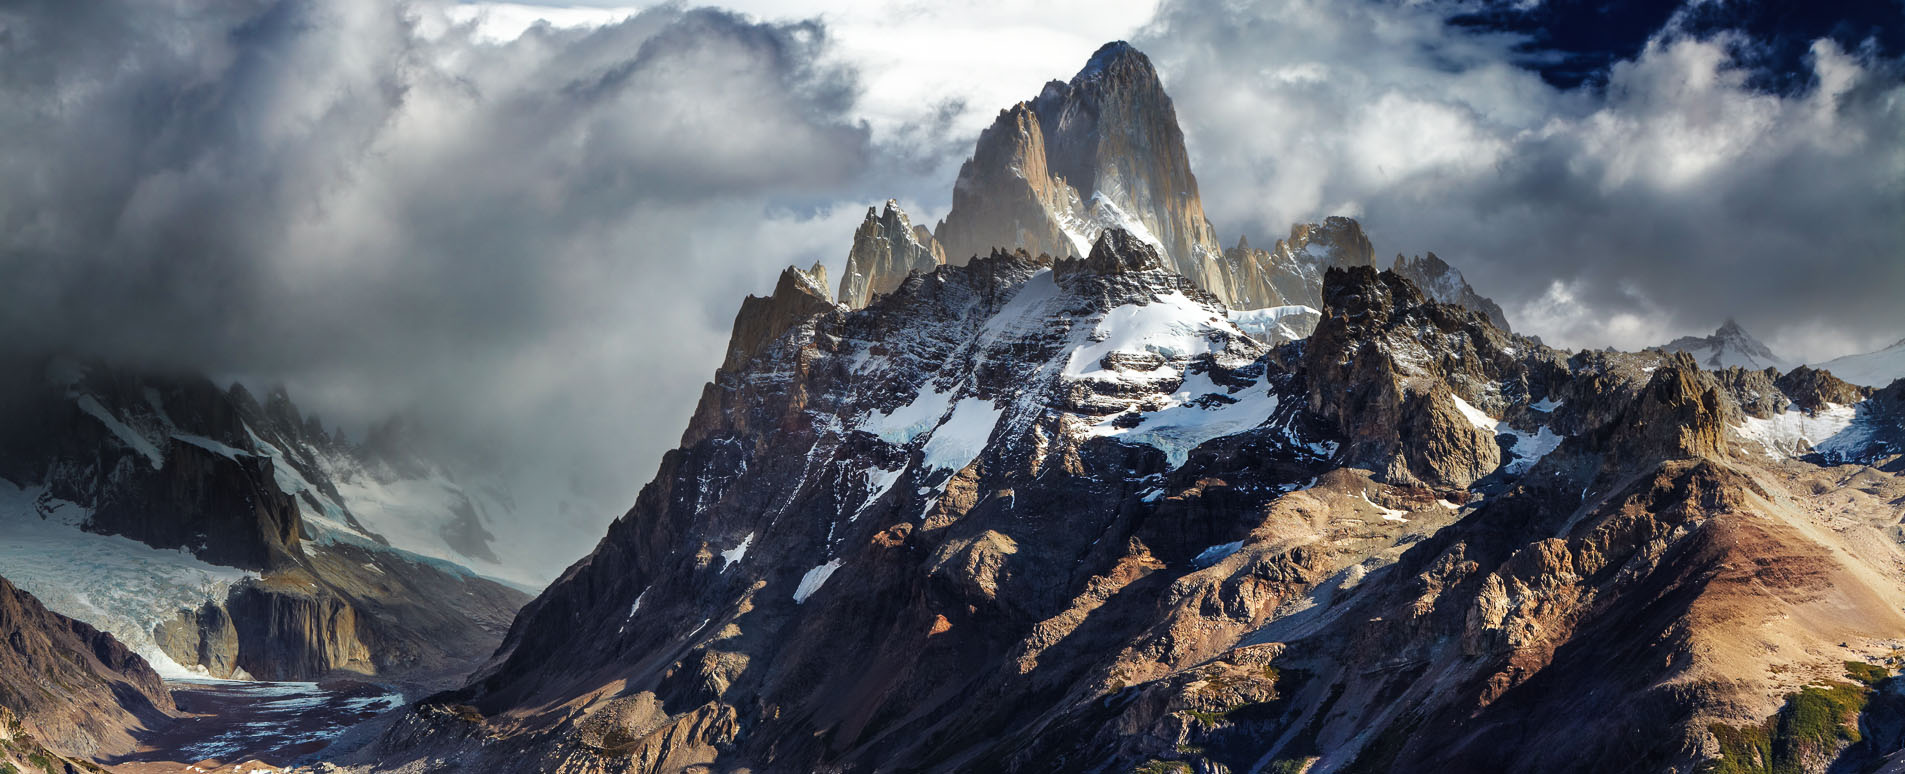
[0,482,257,679]
[1228,306,1318,343]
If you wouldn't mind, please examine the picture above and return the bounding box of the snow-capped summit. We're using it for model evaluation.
[1658,319,1790,371]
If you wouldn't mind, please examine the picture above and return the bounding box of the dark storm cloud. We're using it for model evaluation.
[0,0,880,574]
[1138,0,1905,357]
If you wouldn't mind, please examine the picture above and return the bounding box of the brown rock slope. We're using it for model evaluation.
[364,232,1905,774]
[0,574,174,764]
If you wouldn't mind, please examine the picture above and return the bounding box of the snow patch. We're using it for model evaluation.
[792,558,844,604]
[1362,492,1408,522]
[1500,425,1565,474]
[719,533,754,569]
[1737,404,1858,459]
[1448,393,1497,431]
[1065,291,1231,380]
[1089,370,1281,468]
[852,465,905,521]
[920,397,1005,472]
[172,433,252,460]
[1192,540,1244,568]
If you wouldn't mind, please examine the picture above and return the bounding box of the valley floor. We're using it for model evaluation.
[104,679,402,774]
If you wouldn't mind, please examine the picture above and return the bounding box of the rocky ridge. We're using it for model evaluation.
[357,229,1905,773]
[1391,251,1511,333]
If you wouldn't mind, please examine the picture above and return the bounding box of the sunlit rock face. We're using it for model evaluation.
[838,200,946,309]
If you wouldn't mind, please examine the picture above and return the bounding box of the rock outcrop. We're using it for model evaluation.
[838,200,946,308]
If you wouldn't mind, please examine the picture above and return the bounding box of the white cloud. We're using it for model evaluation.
[1138,0,1905,358]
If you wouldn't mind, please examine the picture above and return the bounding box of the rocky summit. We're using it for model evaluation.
[931,41,1382,316]
[350,225,1905,774]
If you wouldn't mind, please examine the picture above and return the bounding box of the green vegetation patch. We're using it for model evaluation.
[1703,663,1889,774]
[1843,660,1890,687]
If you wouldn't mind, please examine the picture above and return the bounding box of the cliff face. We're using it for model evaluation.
[934,43,1228,295]
[360,233,1905,773]
[0,574,174,762]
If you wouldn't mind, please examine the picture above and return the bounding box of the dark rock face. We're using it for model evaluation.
[89,437,304,571]
[0,574,174,760]
[1303,265,1543,488]
[1775,365,1869,412]
[722,265,837,372]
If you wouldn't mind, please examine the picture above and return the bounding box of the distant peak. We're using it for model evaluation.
[1076,41,1151,81]
[1717,318,1746,336]
[1063,228,1160,276]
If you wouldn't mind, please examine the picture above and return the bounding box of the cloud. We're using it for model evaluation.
[0,0,878,577]
[1137,0,1905,358]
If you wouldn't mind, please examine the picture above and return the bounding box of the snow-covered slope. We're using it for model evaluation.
[1815,338,1905,388]
[0,482,254,678]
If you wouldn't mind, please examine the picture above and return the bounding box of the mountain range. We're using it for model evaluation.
[2,39,1902,774]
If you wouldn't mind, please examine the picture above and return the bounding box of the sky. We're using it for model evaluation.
[0,0,1899,580]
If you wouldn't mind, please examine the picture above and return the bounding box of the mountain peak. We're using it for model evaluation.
[838,200,946,308]
[935,41,1225,298]
[1660,318,1787,371]
[1076,40,1150,81]
[1065,227,1162,276]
